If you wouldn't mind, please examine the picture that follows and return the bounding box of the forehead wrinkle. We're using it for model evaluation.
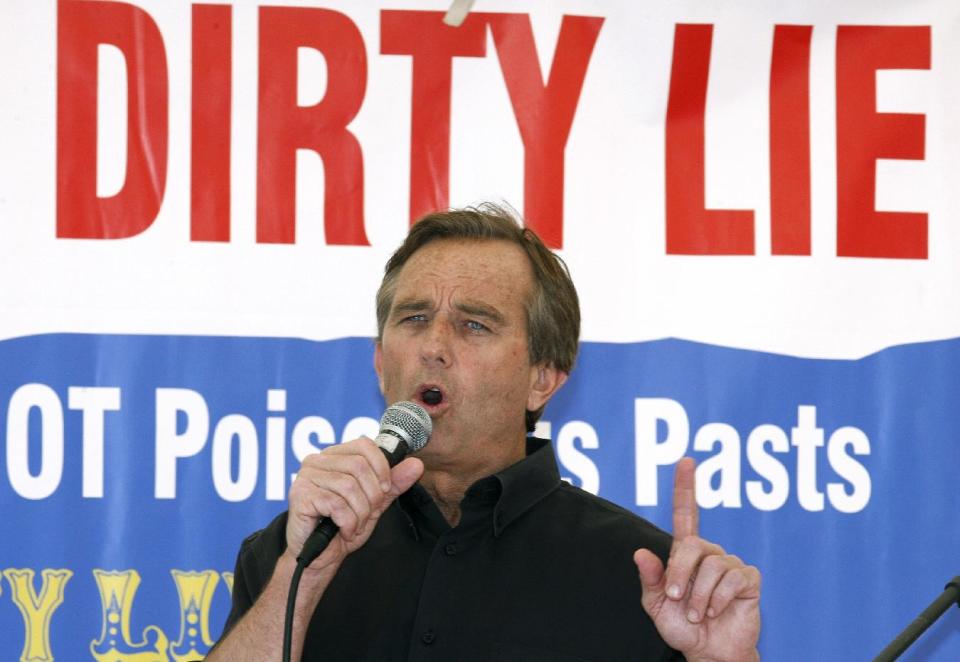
[392,239,531,323]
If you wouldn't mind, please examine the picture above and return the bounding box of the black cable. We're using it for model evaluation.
[282,560,306,662]
[279,402,431,660]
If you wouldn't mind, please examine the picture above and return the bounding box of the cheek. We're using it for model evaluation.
[378,349,404,394]
[472,348,532,406]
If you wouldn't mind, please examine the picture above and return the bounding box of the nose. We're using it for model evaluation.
[420,319,452,368]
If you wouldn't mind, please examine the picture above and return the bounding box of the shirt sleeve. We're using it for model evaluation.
[213,511,290,644]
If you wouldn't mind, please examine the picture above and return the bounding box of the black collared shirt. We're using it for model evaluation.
[223,438,681,661]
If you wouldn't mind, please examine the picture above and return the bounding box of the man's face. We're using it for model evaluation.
[374,238,561,472]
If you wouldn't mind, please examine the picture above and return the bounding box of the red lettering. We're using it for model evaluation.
[381,10,487,224]
[191,4,232,242]
[665,24,754,255]
[257,7,368,245]
[487,14,603,249]
[836,26,929,259]
[56,0,168,239]
[770,25,812,256]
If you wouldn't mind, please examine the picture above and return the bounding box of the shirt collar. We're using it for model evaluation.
[397,437,562,538]
[489,437,561,537]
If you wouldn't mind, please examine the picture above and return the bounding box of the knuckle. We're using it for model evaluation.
[666,555,692,578]
[352,436,377,454]
[301,492,332,520]
[328,499,355,524]
[674,538,698,559]
[366,488,386,509]
[716,580,738,603]
[287,480,305,501]
[343,454,368,475]
[709,592,732,613]
[299,453,323,469]
[735,567,757,592]
[355,498,372,518]
[293,482,325,507]
[329,472,360,496]
[720,570,741,591]
[716,571,747,601]
[733,571,750,591]
[700,554,724,574]
[336,515,358,537]
[690,585,712,604]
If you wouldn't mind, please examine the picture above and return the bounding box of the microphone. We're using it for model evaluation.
[296,400,432,566]
[284,401,432,662]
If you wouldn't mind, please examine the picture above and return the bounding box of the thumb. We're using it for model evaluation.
[387,456,424,497]
[634,548,667,609]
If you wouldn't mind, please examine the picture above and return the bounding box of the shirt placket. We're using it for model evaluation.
[405,494,493,661]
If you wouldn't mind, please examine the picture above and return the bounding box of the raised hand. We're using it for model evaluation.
[633,458,761,662]
[285,437,424,571]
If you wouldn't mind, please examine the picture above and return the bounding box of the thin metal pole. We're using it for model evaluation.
[873,576,960,662]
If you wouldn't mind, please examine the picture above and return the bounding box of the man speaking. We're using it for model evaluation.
[208,205,761,661]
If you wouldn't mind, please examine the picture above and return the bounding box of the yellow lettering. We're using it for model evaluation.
[89,569,168,662]
[3,567,73,662]
[169,570,220,662]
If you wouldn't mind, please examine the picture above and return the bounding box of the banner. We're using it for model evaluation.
[1,1,958,659]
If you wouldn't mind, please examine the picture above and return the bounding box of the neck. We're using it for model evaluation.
[419,440,528,527]
[419,471,473,526]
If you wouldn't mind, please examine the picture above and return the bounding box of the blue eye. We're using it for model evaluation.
[466,320,488,332]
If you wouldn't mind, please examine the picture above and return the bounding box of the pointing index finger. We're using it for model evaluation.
[672,457,698,539]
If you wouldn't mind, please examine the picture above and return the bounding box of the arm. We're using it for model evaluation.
[634,458,762,662]
[207,437,424,661]
[207,554,337,661]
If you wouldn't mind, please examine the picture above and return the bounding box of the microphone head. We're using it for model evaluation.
[380,401,432,452]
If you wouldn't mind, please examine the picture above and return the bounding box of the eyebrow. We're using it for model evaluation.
[390,299,431,317]
[390,298,507,326]
[456,302,506,326]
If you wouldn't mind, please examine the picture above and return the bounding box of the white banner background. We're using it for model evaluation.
[1,1,958,659]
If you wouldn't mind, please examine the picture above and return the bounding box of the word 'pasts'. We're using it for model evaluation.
[635,398,872,513]
[5,384,870,513]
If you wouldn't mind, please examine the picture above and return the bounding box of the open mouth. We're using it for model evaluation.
[420,386,443,406]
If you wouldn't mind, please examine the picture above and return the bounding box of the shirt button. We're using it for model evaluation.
[444,543,457,556]
[421,630,436,645]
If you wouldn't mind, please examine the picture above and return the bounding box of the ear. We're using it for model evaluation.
[526,363,568,414]
[373,341,385,394]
